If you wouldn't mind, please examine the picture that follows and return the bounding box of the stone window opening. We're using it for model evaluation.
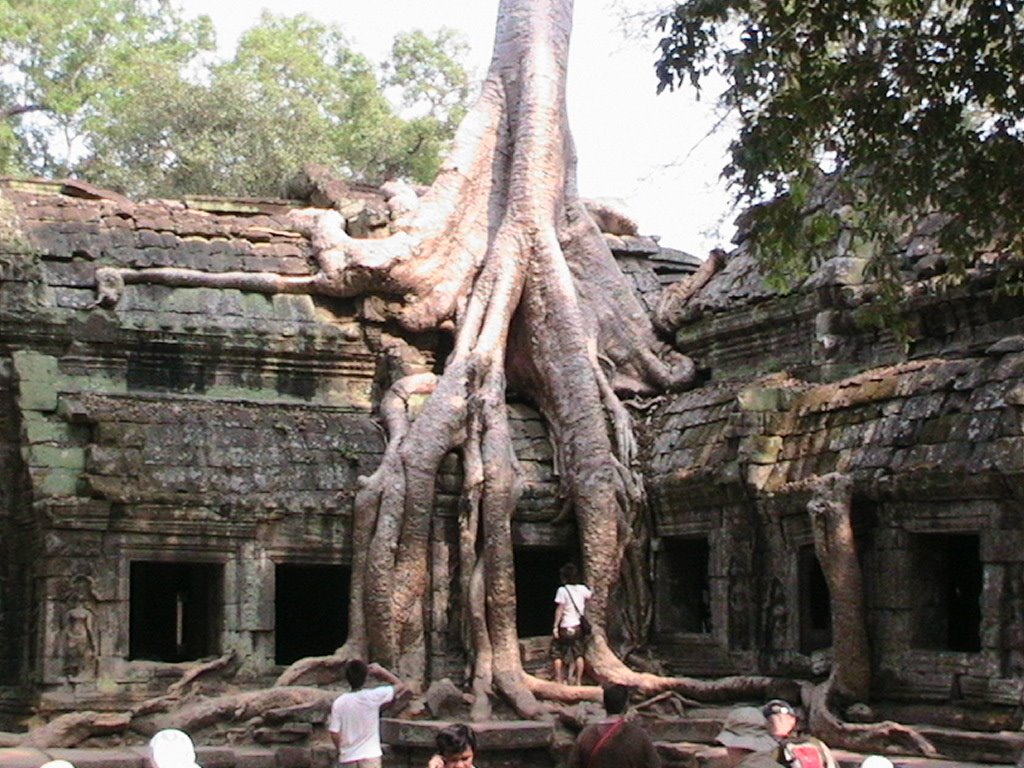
[656,536,712,634]
[129,561,222,662]
[798,545,832,653]
[911,532,983,653]
[274,563,350,665]
[513,546,576,637]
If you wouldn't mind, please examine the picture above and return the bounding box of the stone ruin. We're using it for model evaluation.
[1,175,1023,765]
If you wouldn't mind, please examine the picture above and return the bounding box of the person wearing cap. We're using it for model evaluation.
[763,699,799,739]
[148,729,202,768]
[715,706,778,767]
[860,756,895,768]
[736,700,837,768]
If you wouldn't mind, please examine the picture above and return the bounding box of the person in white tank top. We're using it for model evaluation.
[551,562,592,685]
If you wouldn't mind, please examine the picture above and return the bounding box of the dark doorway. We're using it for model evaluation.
[656,537,712,633]
[912,533,982,652]
[275,564,350,665]
[130,561,221,662]
[514,547,574,637]
[798,545,832,653]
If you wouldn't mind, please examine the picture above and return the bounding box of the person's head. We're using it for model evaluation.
[345,659,369,690]
[762,699,798,739]
[860,757,894,768]
[435,723,476,768]
[716,706,777,767]
[602,683,630,715]
[149,729,199,768]
[559,563,579,585]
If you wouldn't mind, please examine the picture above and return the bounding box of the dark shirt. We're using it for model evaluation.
[568,718,661,768]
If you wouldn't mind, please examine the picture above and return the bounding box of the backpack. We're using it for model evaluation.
[783,740,826,768]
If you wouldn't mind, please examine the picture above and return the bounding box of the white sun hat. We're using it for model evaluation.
[149,729,201,768]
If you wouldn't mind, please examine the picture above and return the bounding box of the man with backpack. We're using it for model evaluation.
[568,684,660,768]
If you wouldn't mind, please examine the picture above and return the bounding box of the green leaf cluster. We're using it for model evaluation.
[1,0,213,176]
[656,0,1024,291]
[1,1,472,197]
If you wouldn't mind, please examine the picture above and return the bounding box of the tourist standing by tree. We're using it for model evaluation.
[327,660,405,768]
[551,562,592,685]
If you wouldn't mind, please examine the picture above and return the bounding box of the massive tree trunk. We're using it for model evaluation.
[325,0,698,715]
[95,0,793,718]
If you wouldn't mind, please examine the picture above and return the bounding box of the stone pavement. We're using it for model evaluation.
[0,717,1016,768]
[0,743,1015,768]
[0,746,286,768]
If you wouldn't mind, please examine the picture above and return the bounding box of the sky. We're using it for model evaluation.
[175,0,737,257]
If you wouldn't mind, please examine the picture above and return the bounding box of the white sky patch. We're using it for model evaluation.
[175,0,737,256]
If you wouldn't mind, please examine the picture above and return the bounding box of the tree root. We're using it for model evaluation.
[157,687,335,735]
[633,690,703,714]
[654,247,727,333]
[805,679,939,758]
[168,652,238,697]
[275,652,351,687]
[20,711,133,749]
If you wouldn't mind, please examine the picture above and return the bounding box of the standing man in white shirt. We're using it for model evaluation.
[551,562,593,685]
[327,659,405,768]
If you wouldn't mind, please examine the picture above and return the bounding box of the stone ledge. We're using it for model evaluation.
[381,718,553,750]
[0,748,50,768]
[47,750,144,768]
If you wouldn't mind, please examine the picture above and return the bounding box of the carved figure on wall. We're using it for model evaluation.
[63,574,98,681]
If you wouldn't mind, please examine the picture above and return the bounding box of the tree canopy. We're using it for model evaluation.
[655,0,1024,287]
[0,0,471,197]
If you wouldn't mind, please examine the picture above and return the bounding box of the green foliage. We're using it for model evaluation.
[1,2,471,197]
[0,0,214,176]
[381,29,471,183]
[656,0,1024,289]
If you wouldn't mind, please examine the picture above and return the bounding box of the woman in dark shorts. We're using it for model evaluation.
[551,563,592,685]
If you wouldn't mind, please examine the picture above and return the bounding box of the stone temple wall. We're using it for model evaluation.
[5,172,1023,729]
[0,180,399,721]
[0,179,690,725]
[646,216,1024,710]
